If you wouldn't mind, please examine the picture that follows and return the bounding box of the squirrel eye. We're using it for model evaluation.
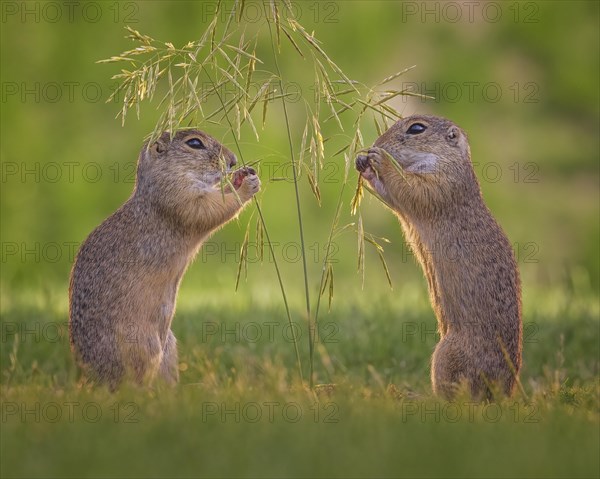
[406,123,427,134]
[186,138,205,149]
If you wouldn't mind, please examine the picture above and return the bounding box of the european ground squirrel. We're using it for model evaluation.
[69,129,260,389]
[356,115,522,400]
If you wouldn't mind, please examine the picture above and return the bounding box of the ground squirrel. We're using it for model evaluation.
[69,129,260,389]
[356,115,522,400]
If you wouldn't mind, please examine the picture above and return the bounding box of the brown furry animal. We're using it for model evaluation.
[69,130,260,389]
[356,115,522,400]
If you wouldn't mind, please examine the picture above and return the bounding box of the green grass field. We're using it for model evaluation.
[1,279,598,478]
[1,1,599,478]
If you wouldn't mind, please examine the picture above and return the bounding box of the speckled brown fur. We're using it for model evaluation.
[69,130,260,390]
[356,115,522,400]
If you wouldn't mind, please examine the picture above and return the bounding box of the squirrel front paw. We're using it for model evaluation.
[232,167,253,189]
[233,167,261,201]
[356,147,388,183]
[356,155,376,183]
[356,148,392,201]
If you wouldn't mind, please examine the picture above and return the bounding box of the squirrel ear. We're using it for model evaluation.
[149,132,172,156]
[152,140,166,155]
[446,125,470,158]
[446,126,460,144]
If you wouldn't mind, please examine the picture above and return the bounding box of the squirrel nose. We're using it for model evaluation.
[229,155,237,168]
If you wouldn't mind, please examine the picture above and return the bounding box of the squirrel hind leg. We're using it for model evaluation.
[158,330,179,385]
[431,333,466,400]
[432,334,514,401]
[73,339,125,391]
[121,334,163,386]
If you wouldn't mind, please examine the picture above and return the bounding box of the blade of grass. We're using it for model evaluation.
[204,67,304,385]
[376,65,416,86]
[302,163,322,205]
[357,213,365,288]
[280,24,304,58]
[255,215,264,262]
[235,223,250,291]
[364,236,393,289]
[268,18,312,387]
[312,182,346,385]
[350,175,364,216]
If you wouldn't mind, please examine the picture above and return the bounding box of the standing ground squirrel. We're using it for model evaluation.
[356,115,522,400]
[69,129,260,389]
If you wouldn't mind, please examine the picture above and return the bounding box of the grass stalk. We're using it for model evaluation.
[203,66,304,386]
[311,182,346,385]
[266,19,313,387]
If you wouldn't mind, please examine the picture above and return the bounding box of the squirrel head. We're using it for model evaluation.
[372,115,481,216]
[374,115,471,177]
[134,129,237,203]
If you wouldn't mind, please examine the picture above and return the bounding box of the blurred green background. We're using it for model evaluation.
[1,2,599,477]
[1,0,598,305]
